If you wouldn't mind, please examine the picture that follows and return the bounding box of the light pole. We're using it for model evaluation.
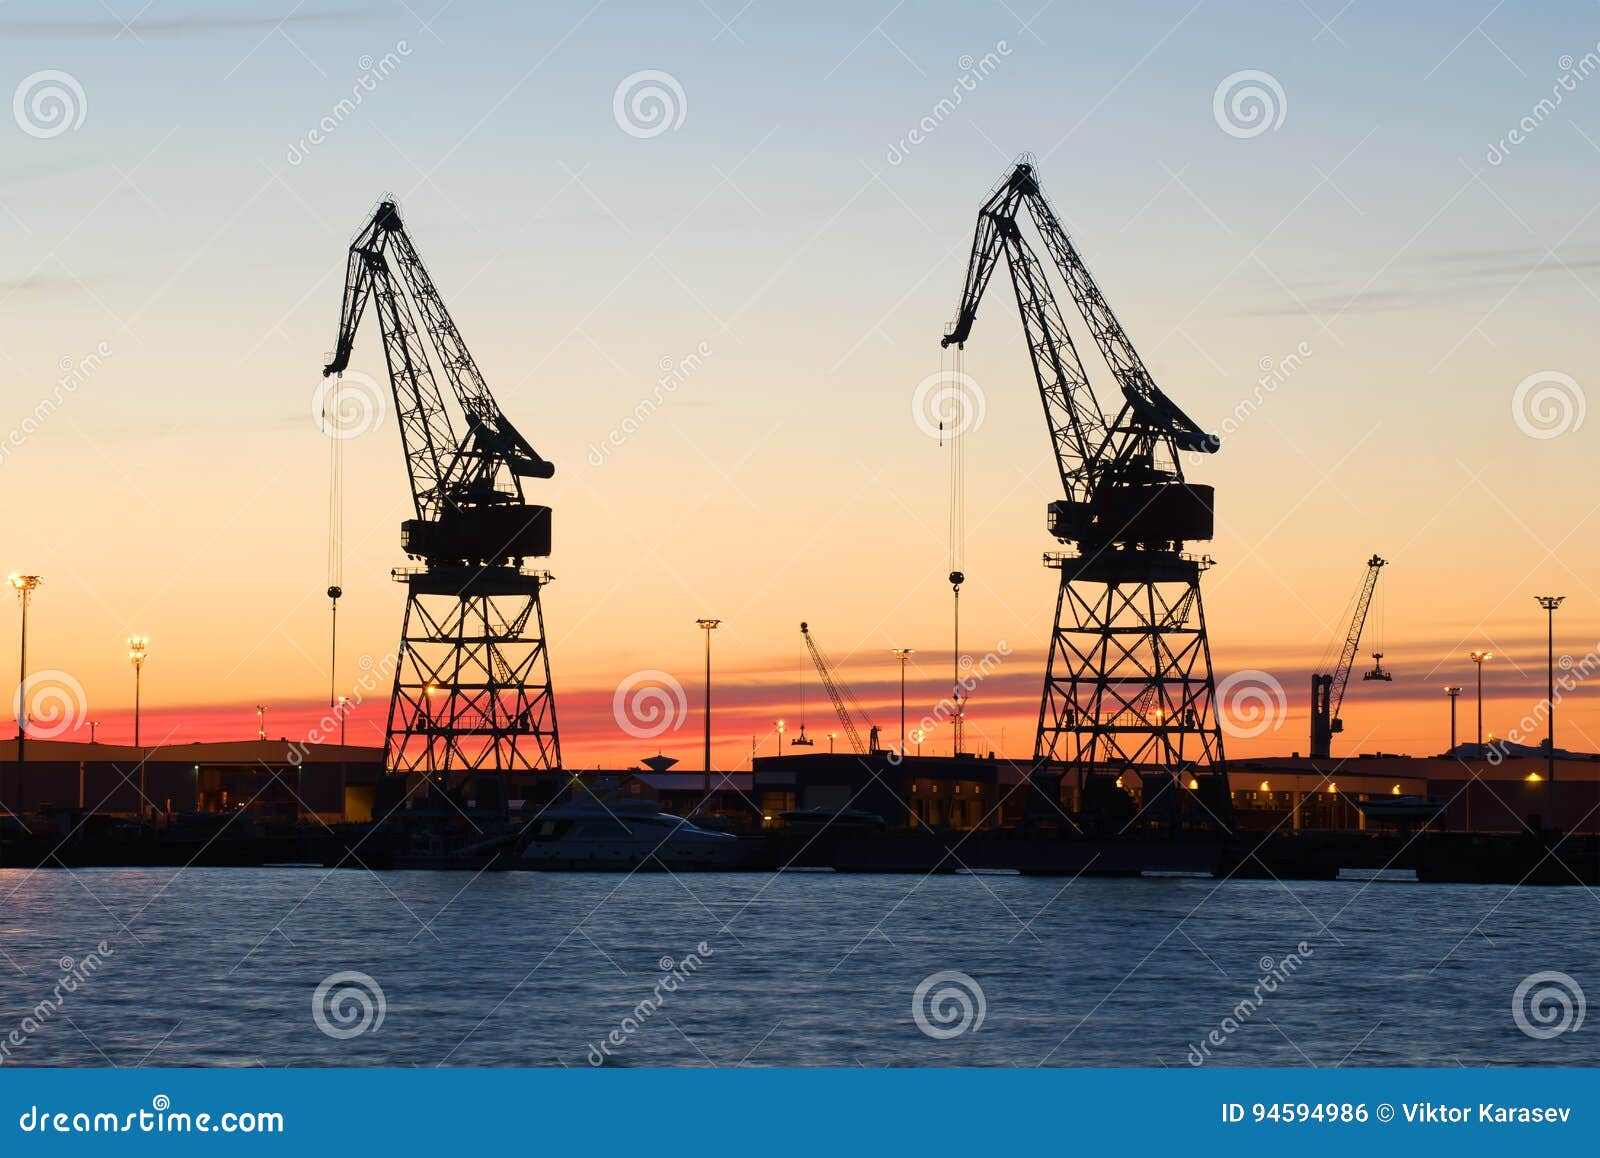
[128,635,149,819]
[912,728,924,758]
[696,619,721,799]
[338,695,349,746]
[9,574,42,771]
[256,703,268,740]
[891,648,915,754]
[128,636,149,747]
[775,719,785,757]
[90,720,100,745]
[828,731,837,755]
[1468,649,1491,749]
[1536,595,1565,830]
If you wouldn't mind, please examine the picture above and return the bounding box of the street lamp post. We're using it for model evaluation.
[1446,683,1466,831]
[1536,595,1565,831]
[891,648,915,755]
[128,635,149,819]
[1468,649,1491,749]
[338,696,349,746]
[256,704,268,740]
[696,619,721,801]
[775,719,785,757]
[828,731,837,755]
[127,636,149,747]
[9,574,42,772]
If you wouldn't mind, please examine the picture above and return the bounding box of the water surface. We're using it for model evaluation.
[0,868,1593,1067]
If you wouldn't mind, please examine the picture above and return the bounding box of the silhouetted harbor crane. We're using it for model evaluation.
[800,622,883,757]
[323,200,560,777]
[942,157,1228,826]
[1310,554,1388,760]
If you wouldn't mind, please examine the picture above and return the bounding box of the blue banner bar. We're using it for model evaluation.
[2,1068,1593,1154]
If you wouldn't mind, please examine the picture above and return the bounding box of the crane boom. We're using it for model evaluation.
[325,201,552,532]
[1309,554,1387,760]
[800,622,878,756]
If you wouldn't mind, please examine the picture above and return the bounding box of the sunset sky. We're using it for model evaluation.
[3,0,1599,769]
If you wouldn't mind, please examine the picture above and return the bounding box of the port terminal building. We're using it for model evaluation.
[3,741,1597,835]
[0,738,384,825]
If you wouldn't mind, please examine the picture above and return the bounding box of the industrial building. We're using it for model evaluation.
[753,752,1001,830]
[0,738,384,824]
[743,749,1600,836]
[6,734,1596,838]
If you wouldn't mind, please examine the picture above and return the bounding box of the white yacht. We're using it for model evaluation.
[519,793,744,870]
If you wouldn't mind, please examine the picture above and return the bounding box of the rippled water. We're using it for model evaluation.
[0,868,1594,1067]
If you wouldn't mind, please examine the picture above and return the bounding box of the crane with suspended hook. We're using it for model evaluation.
[1309,554,1388,760]
[323,198,560,776]
[942,156,1228,826]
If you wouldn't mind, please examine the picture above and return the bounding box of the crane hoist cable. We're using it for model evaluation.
[793,632,813,747]
[945,344,968,756]
[325,375,344,709]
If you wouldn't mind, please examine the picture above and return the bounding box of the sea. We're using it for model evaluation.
[0,868,1594,1067]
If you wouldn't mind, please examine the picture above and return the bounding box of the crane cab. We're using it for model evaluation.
[1048,482,1216,546]
[401,503,552,564]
